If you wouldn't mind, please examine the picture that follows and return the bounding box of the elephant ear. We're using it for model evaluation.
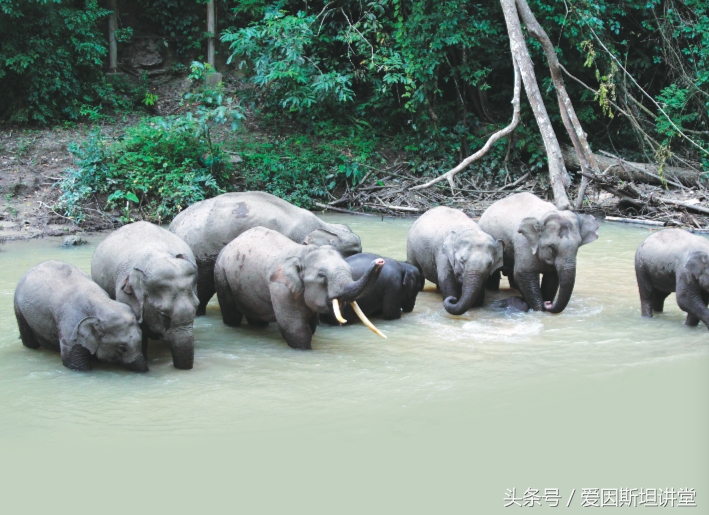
[441,231,458,265]
[303,229,337,247]
[518,217,542,255]
[492,239,505,271]
[686,251,709,280]
[270,256,304,297]
[118,268,146,323]
[175,253,198,271]
[578,214,600,245]
[69,316,103,354]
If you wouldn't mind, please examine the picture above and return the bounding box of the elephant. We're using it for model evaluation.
[406,206,504,315]
[321,253,424,324]
[479,193,599,313]
[492,296,530,312]
[14,261,147,372]
[91,221,199,370]
[169,191,363,315]
[213,227,385,350]
[635,228,709,328]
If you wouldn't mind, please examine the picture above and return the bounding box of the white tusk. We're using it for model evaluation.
[332,299,347,324]
[352,301,387,339]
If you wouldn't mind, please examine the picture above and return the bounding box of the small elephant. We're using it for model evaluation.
[407,206,504,315]
[479,193,598,313]
[14,261,147,372]
[492,296,530,312]
[635,228,709,328]
[91,222,199,370]
[214,227,385,350]
[170,191,363,315]
[321,253,424,324]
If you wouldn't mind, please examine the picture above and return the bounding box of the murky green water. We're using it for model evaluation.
[0,215,706,514]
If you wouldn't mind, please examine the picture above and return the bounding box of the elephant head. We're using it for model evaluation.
[686,251,709,291]
[64,304,147,372]
[401,263,425,313]
[271,246,385,335]
[303,224,362,257]
[519,212,599,313]
[442,229,505,315]
[117,253,199,369]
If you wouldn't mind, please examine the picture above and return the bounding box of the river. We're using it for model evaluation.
[0,215,706,513]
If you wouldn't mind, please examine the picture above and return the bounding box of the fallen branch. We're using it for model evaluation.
[604,216,665,226]
[363,203,421,213]
[501,171,530,190]
[38,201,78,224]
[657,198,709,216]
[597,150,687,190]
[411,56,522,192]
[314,202,378,217]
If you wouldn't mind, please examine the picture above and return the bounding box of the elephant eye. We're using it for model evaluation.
[317,271,327,279]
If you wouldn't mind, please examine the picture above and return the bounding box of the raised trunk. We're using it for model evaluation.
[547,260,576,313]
[338,259,384,302]
[165,327,194,370]
[443,272,485,316]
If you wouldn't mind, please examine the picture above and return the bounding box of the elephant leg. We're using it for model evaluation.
[472,286,485,308]
[15,306,39,349]
[246,317,269,328]
[514,270,543,311]
[486,270,501,291]
[684,291,709,327]
[652,290,671,313]
[309,314,319,335]
[196,262,216,316]
[381,292,402,320]
[636,265,655,317]
[142,333,149,360]
[276,318,313,350]
[216,285,243,327]
[541,270,560,303]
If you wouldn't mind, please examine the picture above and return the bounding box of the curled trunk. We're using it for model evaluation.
[444,272,485,316]
[338,259,384,302]
[547,259,576,313]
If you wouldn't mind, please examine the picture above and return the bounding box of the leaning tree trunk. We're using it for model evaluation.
[500,0,570,210]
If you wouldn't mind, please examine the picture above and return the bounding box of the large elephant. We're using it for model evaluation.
[214,227,385,349]
[635,228,709,328]
[169,191,363,315]
[14,261,147,372]
[479,192,599,312]
[407,206,504,315]
[321,253,424,323]
[91,222,199,369]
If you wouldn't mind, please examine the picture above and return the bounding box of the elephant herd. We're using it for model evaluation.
[13,191,709,373]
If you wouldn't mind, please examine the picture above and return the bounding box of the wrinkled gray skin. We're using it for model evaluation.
[479,193,599,313]
[407,206,504,315]
[636,228,709,328]
[14,261,146,372]
[214,227,383,350]
[492,296,530,312]
[91,222,199,369]
[170,191,363,315]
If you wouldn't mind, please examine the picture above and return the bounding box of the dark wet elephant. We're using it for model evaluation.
[14,261,147,372]
[321,253,424,324]
[169,191,363,316]
[636,228,709,328]
[214,227,385,349]
[479,193,599,313]
[91,222,199,370]
[407,206,504,315]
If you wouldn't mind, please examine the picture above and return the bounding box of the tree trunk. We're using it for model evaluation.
[500,0,570,210]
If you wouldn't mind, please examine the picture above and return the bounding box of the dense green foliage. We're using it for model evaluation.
[0,0,112,124]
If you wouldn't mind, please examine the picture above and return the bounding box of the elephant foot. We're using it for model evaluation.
[246,317,269,328]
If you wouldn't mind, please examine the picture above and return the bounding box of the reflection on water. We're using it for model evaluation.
[0,216,706,513]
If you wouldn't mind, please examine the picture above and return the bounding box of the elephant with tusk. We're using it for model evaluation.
[479,193,599,313]
[407,206,504,315]
[214,227,385,349]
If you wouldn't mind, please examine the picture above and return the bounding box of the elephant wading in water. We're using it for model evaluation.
[407,206,504,315]
[14,261,147,372]
[214,227,385,349]
[92,222,199,369]
[170,191,363,315]
[635,228,709,328]
[321,253,424,324]
[479,193,599,313]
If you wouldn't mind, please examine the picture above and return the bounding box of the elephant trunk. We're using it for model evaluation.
[123,354,149,372]
[444,271,484,316]
[338,259,385,302]
[547,258,576,313]
[165,326,194,370]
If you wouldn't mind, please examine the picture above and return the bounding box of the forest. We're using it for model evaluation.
[1,0,708,234]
